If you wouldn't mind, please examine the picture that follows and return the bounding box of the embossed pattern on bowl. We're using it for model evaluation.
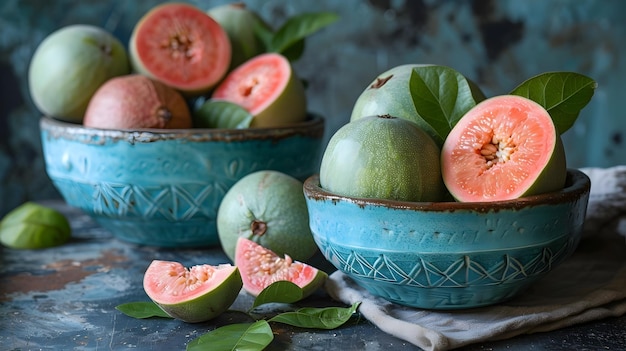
[40,116,324,247]
[303,170,590,309]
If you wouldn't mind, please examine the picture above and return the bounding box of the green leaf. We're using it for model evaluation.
[252,281,304,309]
[509,72,597,134]
[193,100,254,129]
[268,302,361,330]
[186,320,273,351]
[280,38,306,62]
[0,202,71,249]
[269,12,339,56]
[409,66,481,143]
[253,18,275,52]
[115,301,172,319]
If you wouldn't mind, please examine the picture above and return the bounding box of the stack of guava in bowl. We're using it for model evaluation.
[32,3,338,248]
[303,64,596,309]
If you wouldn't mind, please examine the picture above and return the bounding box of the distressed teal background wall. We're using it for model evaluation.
[1,0,625,216]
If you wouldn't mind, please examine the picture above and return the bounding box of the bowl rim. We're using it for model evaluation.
[303,169,590,212]
[40,113,324,142]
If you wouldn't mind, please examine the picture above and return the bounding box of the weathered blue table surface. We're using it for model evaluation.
[1,200,625,351]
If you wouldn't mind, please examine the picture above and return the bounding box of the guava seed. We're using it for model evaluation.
[480,134,517,168]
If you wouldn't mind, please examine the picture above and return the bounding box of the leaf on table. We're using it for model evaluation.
[115,301,172,319]
[186,320,274,351]
[252,281,304,309]
[268,302,361,329]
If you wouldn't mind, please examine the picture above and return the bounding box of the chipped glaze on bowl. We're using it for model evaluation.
[40,115,324,248]
[303,169,591,309]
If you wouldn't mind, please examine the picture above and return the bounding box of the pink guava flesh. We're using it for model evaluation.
[441,95,566,202]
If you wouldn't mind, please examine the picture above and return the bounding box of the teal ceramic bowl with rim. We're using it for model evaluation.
[40,115,324,248]
[303,169,591,309]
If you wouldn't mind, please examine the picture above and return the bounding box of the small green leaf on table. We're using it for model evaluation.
[186,320,274,351]
[252,281,304,309]
[268,301,361,330]
[115,301,172,319]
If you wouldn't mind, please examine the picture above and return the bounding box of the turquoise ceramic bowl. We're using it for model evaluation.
[40,115,324,248]
[303,169,590,309]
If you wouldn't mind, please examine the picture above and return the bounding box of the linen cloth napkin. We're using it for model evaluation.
[325,166,626,351]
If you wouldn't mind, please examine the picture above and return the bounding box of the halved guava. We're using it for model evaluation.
[129,3,231,96]
[235,238,327,298]
[441,95,567,202]
[143,260,242,323]
[212,53,307,128]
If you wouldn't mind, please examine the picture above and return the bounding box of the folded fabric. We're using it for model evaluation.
[324,166,626,351]
[581,166,626,240]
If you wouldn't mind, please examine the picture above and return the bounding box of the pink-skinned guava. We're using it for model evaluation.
[83,74,192,129]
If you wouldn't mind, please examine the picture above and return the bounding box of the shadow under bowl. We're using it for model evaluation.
[303,169,591,309]
[40,115,324,248]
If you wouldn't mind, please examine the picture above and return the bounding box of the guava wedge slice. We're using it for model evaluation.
[212,53,307,128]
[130,3,231,96]
[441,95,567,202]
[143,260,242,323]
[235,237,327,298]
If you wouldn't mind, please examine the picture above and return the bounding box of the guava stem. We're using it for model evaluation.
[251,219,267,236]
[370,75,392,89]
[156,107,172,123]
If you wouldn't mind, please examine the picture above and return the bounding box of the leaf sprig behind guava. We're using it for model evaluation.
[254,11,340,62]
[409,67,597,140]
